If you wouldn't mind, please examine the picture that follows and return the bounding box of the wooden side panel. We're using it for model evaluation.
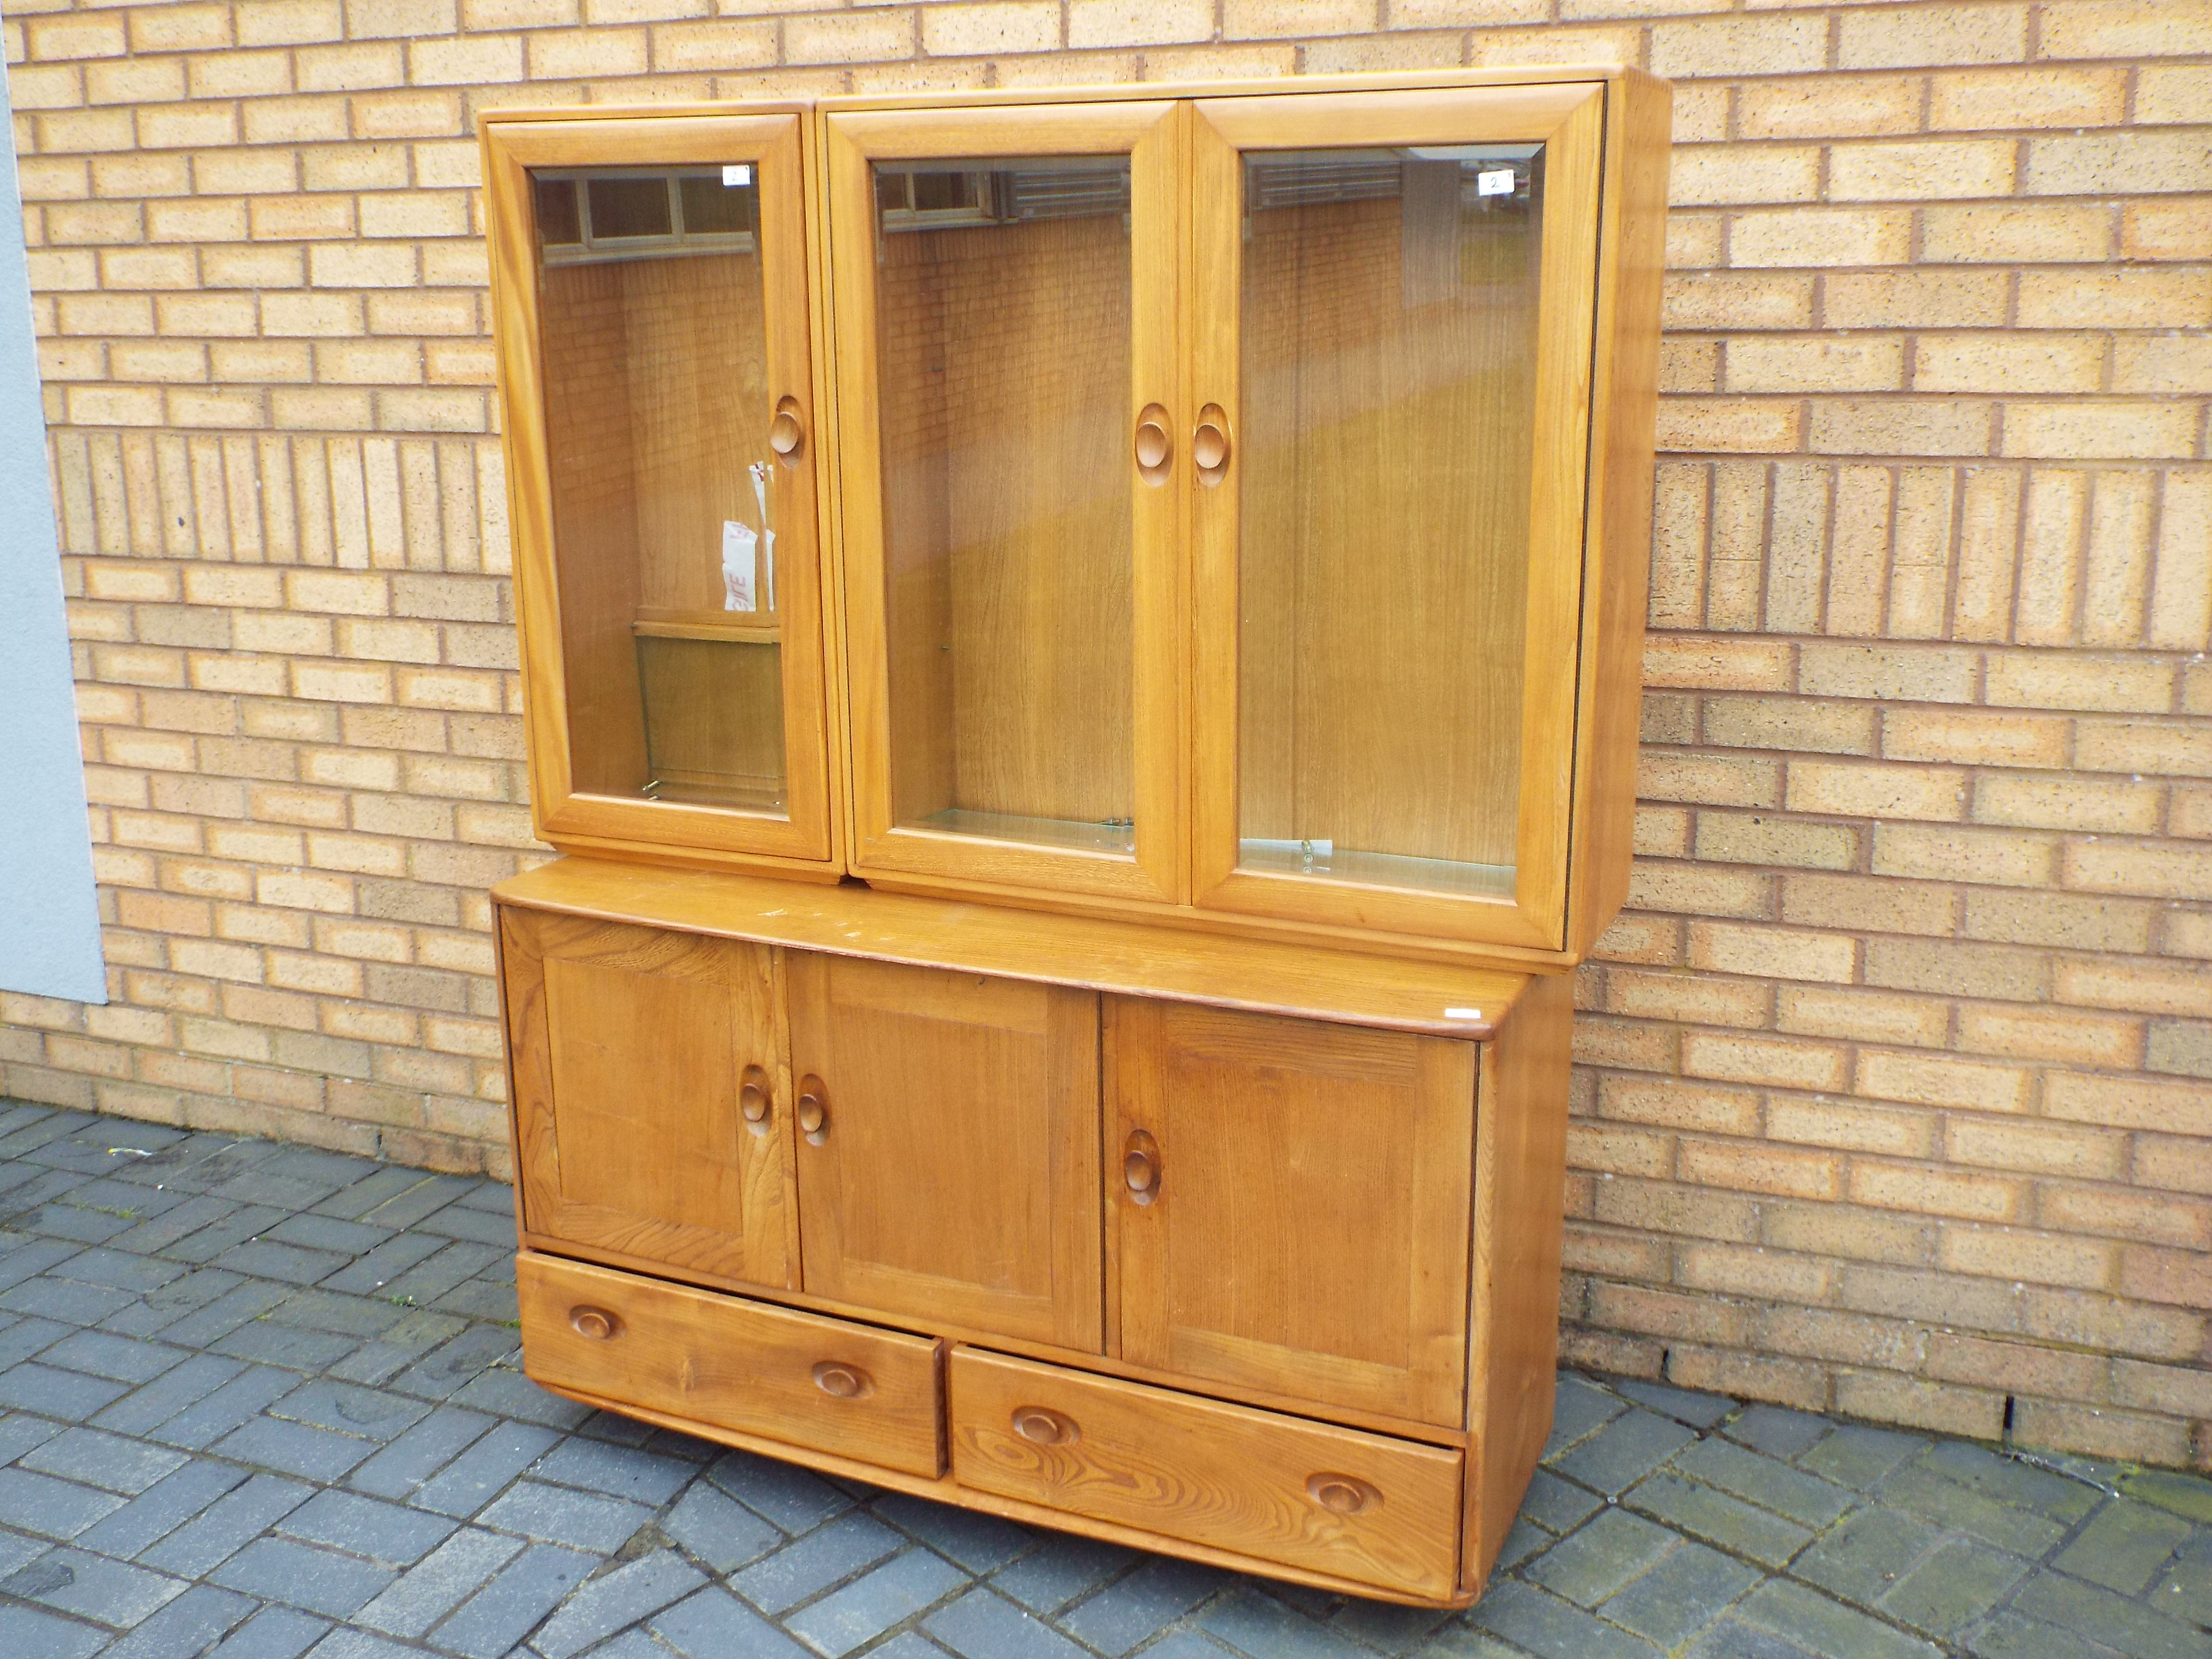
[951,1347,1462,1600]
[518,1252,943,1477]
[1567,72,1672,958]
[1462,967,1574,1594]
[788,954,1103,1351]
[1109,999,1474,1428]
[502,907,796,1287]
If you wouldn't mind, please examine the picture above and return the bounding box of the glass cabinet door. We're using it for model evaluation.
[485,114,835,866]
[1188,85,1608,950]
[826,102,1182,903]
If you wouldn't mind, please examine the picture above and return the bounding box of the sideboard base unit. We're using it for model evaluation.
[496,861,1573,1607]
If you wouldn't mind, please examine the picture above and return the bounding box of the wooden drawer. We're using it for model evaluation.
[517,1253,944,1478]
[950,1348,1462,1599]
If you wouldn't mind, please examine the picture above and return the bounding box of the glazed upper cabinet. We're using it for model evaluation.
[485,111,839,871]
[485,72,1668,962]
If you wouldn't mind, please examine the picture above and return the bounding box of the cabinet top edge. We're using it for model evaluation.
[475,65,1660,132]
[495,857,1534,1039]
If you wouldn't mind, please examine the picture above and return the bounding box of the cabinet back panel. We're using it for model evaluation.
[876,208,1135,830]
[1238,166,1538,872]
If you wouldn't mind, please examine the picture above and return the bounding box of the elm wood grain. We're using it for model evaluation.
[1106,999,1475,1428]
[1462,966,1574,1594]
[517,1251,944,1478]
[482,110,837,869]
[502,908,799,1287]
[1187,84,1607,955]
[1565,70,1672,962]
[827,100,1186,905]
[785,955,1104,1350]
[950,1347,1463,1601]
[494,858,1530,1039]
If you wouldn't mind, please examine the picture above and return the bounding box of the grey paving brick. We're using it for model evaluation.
[734,1508,905,1615]
[531,1432,696,1506]
[1466,1580,1667,1659]
[2009,1564,2212,1659]
[19,1426,186,1495]
[927,1584,1092,1659]
[478,1477,653,1554]
[214,1240,355,1288]
[1520,1467,1604,1535]
[74,1457,249,1559]
[266,1214,390,1256]
[708,1447,851,1533]
[214,1413,379,1482]
[1966,1609,2131,1659]
[1879,1536,2029,1638]
[790,1546,968,1655]
[345,1403,493,1501]
[211,1321,361,1373]
[448,1365,592,1429]
[96,1583,258,1659]
[1733,1579,1942,1659]
[414,1202,515,1246]
[1543,1372,1628,1457]
[989,1533,1134,1614]
[315,1232,449,1297]
[309,1166,438,1224]
[408,1418,559,1518]
[1060,1556,1224,1656]
[1135,1636,1243,1659]
[2051,1496,2194,1594]
[1550,1409,1699,1496]
[0,1601,108,1659]
[139,1472,315,1576]
[1617,1378,1736,1429]
[295,1628,420,1659]
[325,1310,471,1390]
[1922,1439,2102,1523]
[36,1328,186,1385]
[0,1313,70,1368]
[0,1544,189,1627]
[2126,1469,2212,1526]
[0,1239,86,1293]
[377,1241,504,1309]
[352,1524,523,1637]
[160,1206,291,1268]
[0,1524,56,1575]
[1599,1537,1762,1648]
[1534,1506,1677,1605]
[390,1322,519,1401]
[204,1603,330,1659]
[1329,1597,1455,1653]
[1791,1505,1945,1607]
[354,1174,477,1231]
[276,1486,459,1565]
[47,1244,188,1293]
[266,1288,415,1343]
[530,1548,708,1658]
[429,1540,595,1659]
[121,1358,288,1446]
[877,1491,1035,1572]
[105,1195,242,1257]
[0,1464,130,1538]
[211,1535,397,1617]
[270,1379,430,1443]
[1671,1435,1856,1528]
[1492,1513,1551,1573]
[149,1280,296,1357]
[1725,1405,1833,1462]
[0,1277,141,1327]
[1625,1471,1814,1568]
[101,1269,256,1339]
[1877,1463,2069,1558]
[649,1586,812,1659]
[0,1407,62,1459]
[1797,1424,1928,1491]
[0,1361,131,1419]
[662,1477,781,1574]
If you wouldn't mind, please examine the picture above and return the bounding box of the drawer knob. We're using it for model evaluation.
[797,1076,829,1142]
[1123,1130,1160,1204]
[1011,1406,1079,1447]
[569,1305,621,1341]
[1306,1472,1380,1515]
[739,1064,771,1129]
[811,1361,872,1399]
[769,397,805,461]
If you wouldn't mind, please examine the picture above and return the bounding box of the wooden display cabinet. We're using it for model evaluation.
[484,67,1668,1608]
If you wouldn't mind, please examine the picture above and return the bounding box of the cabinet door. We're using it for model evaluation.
[1187,84,1607,952]
[502,908,796,1287]
[485,112,838,869]
[825,100,1183,905]
[1109,999,1474,1428]
[787,955,1102,1350]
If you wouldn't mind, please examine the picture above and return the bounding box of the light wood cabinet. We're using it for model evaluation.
[485,67,1666,1609]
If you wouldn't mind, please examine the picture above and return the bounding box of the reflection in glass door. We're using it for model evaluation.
[871,155,1137,855]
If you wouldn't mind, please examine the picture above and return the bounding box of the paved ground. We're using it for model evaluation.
[0,1102,2204,1659]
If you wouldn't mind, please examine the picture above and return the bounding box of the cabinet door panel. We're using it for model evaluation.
[788,955,1102,1350]
[1187,84,1606,950]
[485,112,837,867]
[503,908,795,1286]
[826,100,1184,904]
[1110,999,1473,1427]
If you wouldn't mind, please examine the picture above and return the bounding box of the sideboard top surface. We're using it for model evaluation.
[495,856,1532,1038]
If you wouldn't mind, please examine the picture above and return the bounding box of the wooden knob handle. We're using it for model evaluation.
[1193,409,1230,475]
[739,1064,770,1126]
[569,1306,620,1341]
[797,1076,828,1140]
[1122,1130,1160,1203]
[1306,1472,1380,1515]
[1011,1406,1078,1446]
[812,1361,872,1399]
[1134,416,1170,471]
[769,403,804,458]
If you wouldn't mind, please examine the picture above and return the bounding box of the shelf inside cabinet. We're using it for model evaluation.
[632,610,782,644]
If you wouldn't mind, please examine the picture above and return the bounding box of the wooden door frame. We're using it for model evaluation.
[482,109,841,872]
